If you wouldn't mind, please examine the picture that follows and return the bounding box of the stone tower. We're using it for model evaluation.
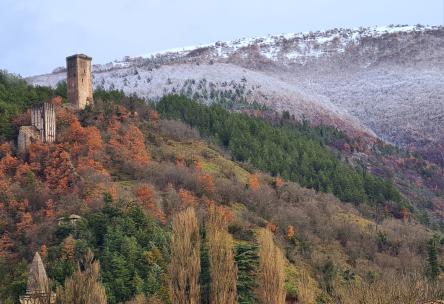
[18,103,56,154]
[66,54,93,110]
[19,252,56,304]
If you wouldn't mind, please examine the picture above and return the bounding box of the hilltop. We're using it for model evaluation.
[25,25,444,222]
[27,25,444,160]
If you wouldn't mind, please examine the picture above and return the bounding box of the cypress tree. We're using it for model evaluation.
[427,236,440,280]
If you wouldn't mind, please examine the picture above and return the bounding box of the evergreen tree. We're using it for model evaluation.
[156,95,403,207]
[56,250,107,304]
[235,243,259,304]
[427,236,440,280]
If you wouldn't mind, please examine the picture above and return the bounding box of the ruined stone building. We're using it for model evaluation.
[19,252,56,304]
[31,103,56,143]
[17,53,93,153]
[18,103,56,154]
[66,54,93,110]
[17,126,40,155]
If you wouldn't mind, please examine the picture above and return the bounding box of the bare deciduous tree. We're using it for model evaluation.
[125,294,162,304]
[169,208,201,304]
[207,205,238,304]
[256,229,286,304]
[56,249,107,304]
[335,271,444,304]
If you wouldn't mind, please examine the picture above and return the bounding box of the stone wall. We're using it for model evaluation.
[18,102,56,154]
[31,103,56,143]
[18,126,40,155]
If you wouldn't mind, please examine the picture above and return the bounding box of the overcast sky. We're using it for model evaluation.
[1,0,443,76]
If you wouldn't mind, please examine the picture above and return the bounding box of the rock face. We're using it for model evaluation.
[20,252,55,304]
[27,25,444,159]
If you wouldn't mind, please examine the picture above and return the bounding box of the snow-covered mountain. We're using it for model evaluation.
[27,25,444,159]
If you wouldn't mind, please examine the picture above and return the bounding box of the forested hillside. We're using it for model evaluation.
[156,95,402,207]
[28,25,444,168]
[0,72,443,303]
[0,70,65,138]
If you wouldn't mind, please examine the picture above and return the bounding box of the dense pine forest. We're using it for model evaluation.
[156,95,402,207]
[0,71,443,303]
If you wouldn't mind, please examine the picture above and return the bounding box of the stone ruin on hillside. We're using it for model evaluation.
[19,252,56,304]
[18,103,56,154]
[17,54,93,154]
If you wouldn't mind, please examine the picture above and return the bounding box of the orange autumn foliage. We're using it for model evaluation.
[248,173,260,191]
[175,156,185,168]
[0,232,14,257]
[135,184,156,206]
[198,173,215,194]
[84,127,104,152]
[14,163,33,185]
[76,158,107,175]
[108,120,149,166]
[42,199,55,218]
[76,165,109,204]
[40,244,48,259]
[123,124,150,165]
[0,183,12,208]
[16,212,33,232]
[44,146,77,194]
[56,106,77,127]
[63,119,104,159]
[194,161,203,172]
[0,143,13,157]
[135,184,166,224]
[287,225,296,239]
[0,154,19,177]
[66,119,85,141]
[28,142,50,172]
[275,177,285,188]
[50,96,63,106]
[178,188,198,207]
[116,105,130,121]
[8,199,29,212]
[205,199,234,223]
[266,222,278,233]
